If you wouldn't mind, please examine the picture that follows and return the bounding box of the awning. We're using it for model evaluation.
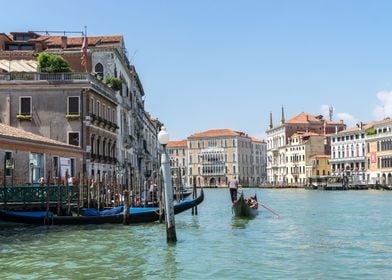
[0,59,37,72]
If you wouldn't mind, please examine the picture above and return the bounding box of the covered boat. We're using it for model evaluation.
[0,189,204,225]
[232,192,258,218]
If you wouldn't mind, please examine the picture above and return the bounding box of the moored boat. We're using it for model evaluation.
[232,192,258,218]
[0,189,204,225]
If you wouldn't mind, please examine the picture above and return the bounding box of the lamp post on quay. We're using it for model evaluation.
[158,126,177,243]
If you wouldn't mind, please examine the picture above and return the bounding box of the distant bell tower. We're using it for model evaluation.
[269,112,273,129]
[281,106,285,124]
[329,105,333,121]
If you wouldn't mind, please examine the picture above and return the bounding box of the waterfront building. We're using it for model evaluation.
[266,109,346,185]
[0,31,161,190]
[0,123,83,185]
[170,129,265,187]
[365,118,392,185]
[251,137,267,185]
[329,125,367,184]
[167,139,188,187]
[286,132,325,185]
[306,154,331,178]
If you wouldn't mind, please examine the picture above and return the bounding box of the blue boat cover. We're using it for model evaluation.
[0,210,53,218]
[82,206,124,216]
[129,207,158,213]
[81,199,193,217]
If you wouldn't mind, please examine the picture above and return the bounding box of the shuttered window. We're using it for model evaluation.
[20,97,31,115]
[68,97,79,114]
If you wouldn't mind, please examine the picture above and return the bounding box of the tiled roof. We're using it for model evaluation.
[40,35,123,48]
[251,137,265,143]
[189,129,244,138]
[366,118,392,128]
[285,112,322,124]
[167,140,187,148]
[0,123,79,149]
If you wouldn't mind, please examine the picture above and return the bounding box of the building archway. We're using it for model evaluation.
[381,173,386,185]
[209,178,216,187]
[388,173,392,186]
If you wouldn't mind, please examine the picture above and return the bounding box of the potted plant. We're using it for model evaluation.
[103,76,122,91]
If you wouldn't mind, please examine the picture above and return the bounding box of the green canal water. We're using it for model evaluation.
[1,188,391,279]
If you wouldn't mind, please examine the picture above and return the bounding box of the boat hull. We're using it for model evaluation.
[232,193,258,218]
[0,190,204,225]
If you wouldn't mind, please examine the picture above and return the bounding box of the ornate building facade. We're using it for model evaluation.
[330,126,367,185]
[266,109,346,185]
[168,129,266,187]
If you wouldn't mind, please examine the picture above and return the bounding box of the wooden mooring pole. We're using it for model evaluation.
[192,175,198,215]
[123,189,130,225]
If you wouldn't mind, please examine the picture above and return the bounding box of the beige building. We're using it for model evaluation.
[168,129,266,187]
[267,110,345,184]
[365,118,392,185]
[286,132,325,185]
[167,140,188,187]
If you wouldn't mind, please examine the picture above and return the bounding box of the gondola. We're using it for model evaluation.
[232,192,258,218]
[0,189,204,225]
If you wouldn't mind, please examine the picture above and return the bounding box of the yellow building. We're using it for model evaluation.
[307,155,330,177]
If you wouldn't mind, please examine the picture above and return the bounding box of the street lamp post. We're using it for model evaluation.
[158,126,177,243]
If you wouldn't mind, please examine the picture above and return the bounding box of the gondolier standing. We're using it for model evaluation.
[228,176,239,203]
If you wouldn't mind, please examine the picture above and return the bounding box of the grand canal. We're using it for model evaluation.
[1,188,391,279]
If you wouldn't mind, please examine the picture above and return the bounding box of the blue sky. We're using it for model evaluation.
[3,0,392,140]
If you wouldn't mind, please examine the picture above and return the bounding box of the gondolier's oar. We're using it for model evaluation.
[261,203,282,218]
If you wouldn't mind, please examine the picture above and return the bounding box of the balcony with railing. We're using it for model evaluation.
[0,71,117,102]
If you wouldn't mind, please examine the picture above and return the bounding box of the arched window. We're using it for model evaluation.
[94,63,104,78]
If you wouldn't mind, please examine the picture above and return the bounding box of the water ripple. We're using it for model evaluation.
[1,189,392,279]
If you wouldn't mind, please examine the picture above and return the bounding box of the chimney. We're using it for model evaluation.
[281,106,285,124]
[269,112,273,129]
[61,36,67,49]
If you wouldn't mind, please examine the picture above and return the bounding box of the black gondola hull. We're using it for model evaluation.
[0,190,204,225]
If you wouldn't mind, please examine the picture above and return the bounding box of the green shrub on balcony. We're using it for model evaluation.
[16,114,32,121]
[366,128,377,135]
[103,76,122,91]
[37,52,71,73]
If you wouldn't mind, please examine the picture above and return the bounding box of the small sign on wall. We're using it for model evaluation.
[370,152,377,163]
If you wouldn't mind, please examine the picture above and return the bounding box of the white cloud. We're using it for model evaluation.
[320,105,331,118]
[320,105,358,128]
[373,90,392,120]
